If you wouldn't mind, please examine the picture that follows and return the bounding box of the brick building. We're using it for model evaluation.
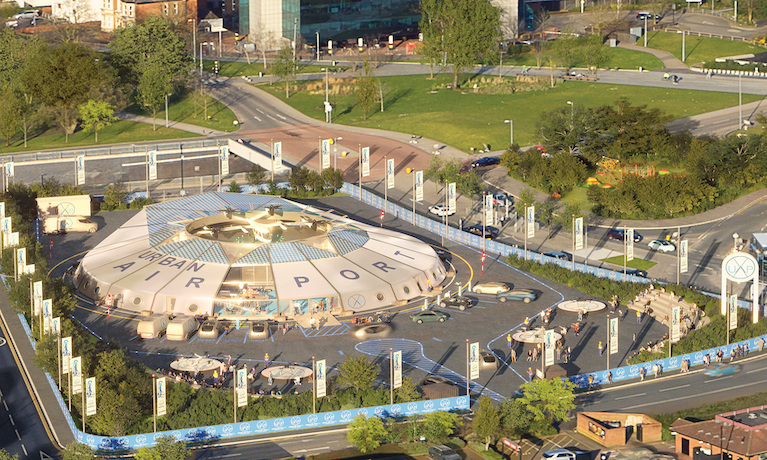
[671,406,767,460]
[101,0,201,30]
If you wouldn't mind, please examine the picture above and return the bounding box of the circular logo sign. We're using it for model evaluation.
[424,401,434,410]
[239,423,251,432]
[357,408,369,417]
[324,413,335,422]
[222,425,233,434]
[724,253,757,282]
[136,435,147,445]
[341,410,352,420]
[291,417,302,426]
[308,415,319,424]
[629,366,638,375]
[256,421,268,430]
[274,419,285,428]
[408,403,418,412]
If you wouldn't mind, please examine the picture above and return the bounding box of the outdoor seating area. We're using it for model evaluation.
[627,287,703,337]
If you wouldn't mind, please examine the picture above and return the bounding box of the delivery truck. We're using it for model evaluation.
[43,215,97,234]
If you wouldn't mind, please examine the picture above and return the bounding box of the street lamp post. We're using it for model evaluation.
[188,19,197,64]
[321,67,330,123]
[504,119,513,148]
[566,101,574,125]
[739,74,743,131]
[333,137,343,169]
[165,93,172,128]
[316,31,320,61]
[644,16,648,47]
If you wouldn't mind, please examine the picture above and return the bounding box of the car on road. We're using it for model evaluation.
[249,321,269,339]
[704,363,741,377]
[439,296,473,310]
[492,192,513,206]
[479,350,499,369]
[13,10,39,19]
[471,156,500,168]
[429,205,455,217]
[429,445,462,460]
[544,251,572,261]
[625,268,648,278]
[636,12,660,20]
[353,323,393,340]
[497,289,537,303]
[411,310,448,324]
[466,224,499,239]
[543,448,591,460]
[648,239,676,252]
[607,228,643,243]
[473,282,510,294]
[198,320,220,339]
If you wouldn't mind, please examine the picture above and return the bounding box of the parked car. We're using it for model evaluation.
[479,350,499,369]
[491,193,513,206]
[353,323,392,340]
[198,320,220,339]
[625,268,648,278]
[429,205,455,217]
[473,282,510,294]
[439,296,473,310]
[249,321,269,339]
[410,310,448,324]
[429,445,462,460]
[543,448,591,460]
[704,363,740,377]
[607,228,643,243]
[13,10,39,19]
[497,289,537,303]
[5,19,19,28]
[544,251,572,261]
[466,224,499,239]
[471,156,500,168]
[648,239,676,252]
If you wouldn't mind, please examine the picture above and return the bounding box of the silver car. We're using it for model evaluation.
[198,320,219,339]
[249,321,269,339]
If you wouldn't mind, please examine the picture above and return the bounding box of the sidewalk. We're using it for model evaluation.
[118,111,228,136]
[616,42,688,71]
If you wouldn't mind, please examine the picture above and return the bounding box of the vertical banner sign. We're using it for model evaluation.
[544,329,555,366]
[71,356,82,394]
[85,377,97,416]
[448,182,457,213]
[2,217,11,248]
[730,295,738,330]
[236,368,247,407]
[148,151,158,181]
[273,142,283,168]
[321,139,331,169]
[415,171,424,203]
[6,162,14,180]
[16,247,26,274]
[156,377,167,416]
[25,263,34,275]
[76,155,85,185]
[43,299,52,334]
[316,359,327,398]
[526,206,535,239]
[0,202,5,218]
[33,280,42,316]
[362,147,370,177]
[386,159,395,189]
[680,239,689,274]
[9,232,18,247]
[627,229,635,262]
[469,342,480,380]
[484,194,494,226]
[52,317,61,337]
[62,336,72,374]
[574,217,584,251]
[392,350,402,389]
[671,305,681,343]
[609,317,619,354]
[221,146,230,176]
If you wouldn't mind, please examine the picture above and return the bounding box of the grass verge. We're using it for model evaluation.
[506,46,664,71]
[126,91,239,133]
[600,256,658,271]
[645,31,766,64]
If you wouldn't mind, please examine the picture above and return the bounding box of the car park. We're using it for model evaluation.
[625,268,648,278]
[473,282,510,294]
[466,224,499,239]
[410,310,447,324]
[544,251,572,261]
[479,350,499,369]
[704,363,740,377]
[429,205,455,217]
[353,323,392,340]
[607,229,643,242]
[429,445,462,460]
[198,320,220,338]
[497,289,537,303]
[439,296,473,310]
[249,321,269,339]
[471,156,500,168]
[648,239,675,252]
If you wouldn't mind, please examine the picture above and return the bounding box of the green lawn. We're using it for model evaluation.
[645,31,766,64]
[261,73,764,151]
[127,91,239,133]
[0,122,198,155]
[600,255,657,271]
[203,59,349,78]
[505,46,664,71]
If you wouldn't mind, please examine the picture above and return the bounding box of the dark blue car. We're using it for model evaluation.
[607,228,643,243]
[471,156,500,168]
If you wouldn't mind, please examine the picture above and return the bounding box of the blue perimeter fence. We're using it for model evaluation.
[340,182,767,388]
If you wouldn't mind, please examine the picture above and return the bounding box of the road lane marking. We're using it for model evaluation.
[205,454,242,459]
[432,337,442,342]
[615,393,646,400]
[747,367,767,374]
[660,384,690,392]
[624,379,765,410]
[705,376,733,383]
[9,414,14,425]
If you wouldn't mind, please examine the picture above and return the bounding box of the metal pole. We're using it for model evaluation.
[145,148,149,198]
[68,362,71,411]
[358,145,362,199]
[152,375,157,432]
[389,348,394,404]
[541,333,545,377]
[524,204,528,260]
[682,31,686,62]
[312,356,316,414]
[271,139,274,183]
[325,68,329,123]
[316,32,320,61]
[57,334,61,389]
[165,94,169,128]
[218,143,222,192]
[200,43,204,73]
[644,16,647,47]
[384,156,388,222]
[677,226,681,285]
[218,30,222,58]
[233,374,237,423]
[82,373,86,432]
[510,120,513,145]
[412,173,415,225]
[739,74,742,130]
[606,315,610,371]
[444,181,448,246]
[192,20,197,64]
[624,225,627,277]
[571,215,575,272]
[465,339,470,397]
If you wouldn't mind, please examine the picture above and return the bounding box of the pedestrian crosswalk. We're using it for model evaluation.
[355,338,507,402]
[300,323,351,338]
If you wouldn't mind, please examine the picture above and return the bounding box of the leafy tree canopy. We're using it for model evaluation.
[518,377,576,424]
[347,414,387,453]
[337,354,379,391]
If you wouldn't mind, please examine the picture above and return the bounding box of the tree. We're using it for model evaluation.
[473,396,500,450]
[0,83,20,146]
[581,35,610,78]
[272,44,296,98]
[547,154,587,193]
[336,354,378,391]
[356,60,378,120]
[551,33,580,72]
[394,377,421,402]
[135,65,172,131]
[227,180,242,193]
[500,399,534,435]
[422,410,461,440]
[79,100,117,142]
[347,414,387,453]
[60,442,94,460]
[419,0,502,89]
[321,167,345,193]
[537,200,557,237]
[135,435,188,460]
[537,103,596,155]
[103,182,128,211]
[518,377,576,425]
[250,19,276,69]
[109,16,191,85]
[22,43,104,143]
[424,156,444,193]
[0,448,19,460]
[247,165,268,190]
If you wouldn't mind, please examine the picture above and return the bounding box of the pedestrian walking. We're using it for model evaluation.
[527,349,533,361]
[639,366,646,381]
[636,310,642,323]
[608,371,613,384]
[268,373,273,385]
[730,348,736,362]
[507,334,513,349]
[744,344,749,356]
[632,332,636,345]
[523,317,529,331]
[574,323,580,336]
[264,353,270,368]
[759,337,765,352]
[653,363,659,378]
[588,374,594,389]
[706,69,712,79]
[282,324,287,335]
[578,309,583,322]
[527,367,533,381]
[213,370,219,386]
[598,341,603,356]
[556,344,562,361]
[309,316,315,330]
[532,347,539,362]
[510,348,517,362]
[566,346,571,363]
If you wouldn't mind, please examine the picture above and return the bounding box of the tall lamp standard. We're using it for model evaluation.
[165,93,173,128]
[188,19,197,64]
[321,67,331,123]
[566,100,574,124]
[504,119,513,148]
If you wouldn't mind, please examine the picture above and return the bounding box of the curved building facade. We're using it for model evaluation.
[75,193,446,320]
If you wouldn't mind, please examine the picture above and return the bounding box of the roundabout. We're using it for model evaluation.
[512,327,563,344]
[260,365,313,384]
[557,299,606,314]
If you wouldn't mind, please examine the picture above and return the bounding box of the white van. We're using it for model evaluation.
[136,314,172,339]
[166,315,199,341]
[43,215,97,234]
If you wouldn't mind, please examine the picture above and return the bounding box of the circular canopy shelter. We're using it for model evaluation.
[75,193,446,320]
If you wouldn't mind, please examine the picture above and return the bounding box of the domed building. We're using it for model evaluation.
[74,193,446,321]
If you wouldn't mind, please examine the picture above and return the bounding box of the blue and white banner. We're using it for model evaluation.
[526,206,535,239]
[574,217,583,250]
[76,155,85,185]
[220,146,229,176]
[680,239,688,274]
[386,159,395,190]
[236,368,247,407]
[33,280,42,316]
[361,147,370,177]
[62,336,72,374]
[544,329,555,366]
[148,151,157,181]
[157,377,167,416]
[52,317,61,337]
[322,139,331,169]
[627,229,634,262]
[671,305,681,343]
[6,162,14,179]
[16,247,25,275]
[0,202,5,219]
[273,142,282,168]
[85,377,97,416]
[448,182,456,213]
[71,356,82,394]
[469,342,479,380]
[415,171,423,203]
[609,317,618,355]
[484,194,493,227]
[392,350,402,389]
[316,359,327,398]
[43,298,52,334]
[730,295,738,330]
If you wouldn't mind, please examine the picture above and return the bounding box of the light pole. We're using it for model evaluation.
[316,31,320,60]
[678,31,686,62]
[566,101,574,124]
[165,93,172,128]
[41,173,46,185]
[739,74,743,131]
[333,137,343,169]
[408,168,416,225]
[188,19,197,64]
[321,67,330,123]
[644,15,648,47]
[504,119,513,148]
